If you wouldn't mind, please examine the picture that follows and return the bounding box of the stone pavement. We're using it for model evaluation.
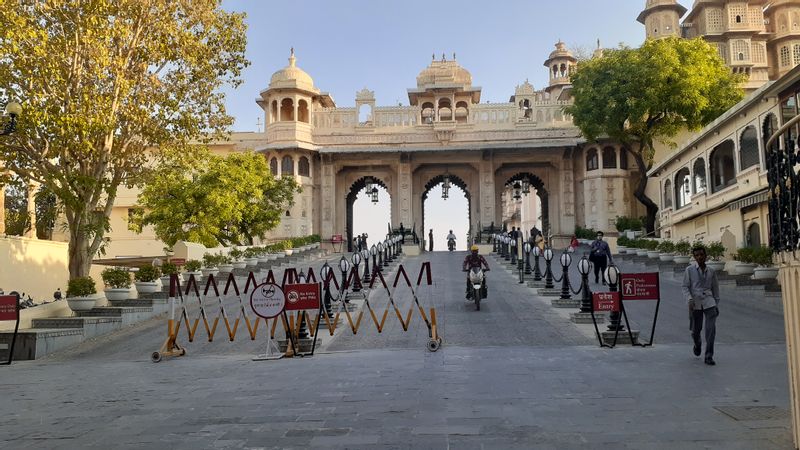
[0,250,793,449]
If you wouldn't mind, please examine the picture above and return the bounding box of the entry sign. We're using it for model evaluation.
[593,292,620,312]
[250,283,286,319]
[620,273,660,301]
[284,283,321,311]
[0,295,17,321]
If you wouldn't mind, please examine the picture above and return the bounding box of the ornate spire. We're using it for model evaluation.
[289,47,296,67]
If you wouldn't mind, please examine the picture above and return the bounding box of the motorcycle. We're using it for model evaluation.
[448,238,456,251]
[468,267,486,311]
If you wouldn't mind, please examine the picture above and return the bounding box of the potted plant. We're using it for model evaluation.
[160,262,180,286]
[101,267,132,302]
[185,259,202,281]
[752,246,778,279]
[282,240,294,256]
[645,240,660,259]
[706,241,727,272]
[217,253,234,274]
[635,240,650,257]
[733,247,757,276]
[243,247,260,266]
[134,264,161,294]
[229,247,247,269]
[202,253,220,277]
[657,240,675,261]
[66,276,98,312]
[673,239,692,264]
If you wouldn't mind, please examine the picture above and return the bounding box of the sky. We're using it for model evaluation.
[219,0,648,246]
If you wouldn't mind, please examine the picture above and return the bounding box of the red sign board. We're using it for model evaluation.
[284,283,321,311]
[331,234,343,243]
[593,292,620,312]
[620,273,660,301]
[169,258,186,266]
[0,295,18,321]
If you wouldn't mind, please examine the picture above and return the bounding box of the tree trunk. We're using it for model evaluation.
[630,148,659,234]
[68,224,91,279]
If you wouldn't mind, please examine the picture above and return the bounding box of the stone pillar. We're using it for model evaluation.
[0,181,5,235]
[479,157,496,229]
[397,156,413,229]
[26,181,37,239]
[559,156,576,236]
[779,254,800,448]
[320,155,336,239]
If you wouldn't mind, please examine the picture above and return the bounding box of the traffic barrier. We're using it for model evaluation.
[151,262,439,362]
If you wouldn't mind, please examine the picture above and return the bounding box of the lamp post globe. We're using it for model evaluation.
[578,257,590,275]
[532,244,543,281]
[523,242,532,274]
[543,247,555,289]
[544,247,554,262]
[5,102,22,117]
[578,256,593,312]
[605,264,624,331]
[558,250,572,300]
[370,244,379,274]
[560,251,572,268]
[320,262,333,317]
[351,252,362,291]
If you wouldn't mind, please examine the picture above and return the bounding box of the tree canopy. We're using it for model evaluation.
[0,0,248,278]
[566,37,744,232]
[135,148,300,248]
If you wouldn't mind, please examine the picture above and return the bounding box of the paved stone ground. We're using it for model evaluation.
[0,250,793,449]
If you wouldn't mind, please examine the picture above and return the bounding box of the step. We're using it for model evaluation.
[570,311,605,324]
[601,329,640,346]
[537,288,563,297]
[0,328,84,361]
[551,298,580,308]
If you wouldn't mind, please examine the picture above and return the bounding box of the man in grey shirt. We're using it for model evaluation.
[681,245,720,365]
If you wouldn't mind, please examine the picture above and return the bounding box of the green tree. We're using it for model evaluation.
[0,0,248,278]
[136,148,299,247]
[566,37,744,232]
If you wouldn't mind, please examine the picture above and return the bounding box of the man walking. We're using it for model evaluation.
[428,229,434,252]
[682,245,720,366]
[589,231,612,284]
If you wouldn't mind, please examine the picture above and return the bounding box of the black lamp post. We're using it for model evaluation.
[320,262,333,318]
[577,256,592,313]
[524,242,532,274]
[510,237,518,265]
[533,245,542,281]
[493,234,498,253]
[361,249,371,283]
[605,264,623,331]
[383,239,390,266]
[351,252,362,292]
[0,101,22,136]
[504,235,511,261]
[339,256,351,303]
[543,247,554,289]
[296,270,309,339]
[377,242,384,270]
[371,244,379,275]
[559,251,572,300]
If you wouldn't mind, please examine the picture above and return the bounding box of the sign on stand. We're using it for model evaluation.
[250,283,288,360]
[0,295,20,365]
[619,272,661,347]
[592,292,620,312]
[284,283,321,311]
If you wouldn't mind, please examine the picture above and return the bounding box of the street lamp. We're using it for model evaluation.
[512,181,522,200]
[320,262,333,317]
[351,252,362,292]
[377,241,384,270]
[503,236,511,261]
[543,246,554,289]
[361,248,371,283]
[559,251,572,300]
[383,239,390,265]
[577,256,592,313]
[605,264,623,331]
[370,187,379,204]
[532,244,542,281]
[522,179,531,195]
[510,237,518,265]
[371,244,380,274]
[1,101,22,136]
[339,256,351,302]
[523,242,532,274]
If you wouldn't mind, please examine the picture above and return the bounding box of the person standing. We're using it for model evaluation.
[589,231,612,284]
[428,229,434,252]
[399,223,405,244]
[682,245,720,366]
[530,226,542,243]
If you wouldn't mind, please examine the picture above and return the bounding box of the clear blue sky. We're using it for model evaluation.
[219,0,649,246]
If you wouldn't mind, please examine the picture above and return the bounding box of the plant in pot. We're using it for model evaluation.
[617,235,630,254]
[66,276,98,312]
[160,262,180,288]
[135,264,161,294]
[243,247,260,266]
[282,239,294,256]
[217,253,235,274]
[645,239,660,259]
[202,253,220,277]
[635,239,650,257]
[185,259,202,281]
[229,247,247,269]
[101,267,132,302]
[752,246,778,279]
[733,247,757,276]
[705,241,727,272]
[673,240,692,264]
[657,240,675,262]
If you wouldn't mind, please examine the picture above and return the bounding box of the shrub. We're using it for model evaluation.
[203,253,220,268]
[617,235,630,247]
[229,247,244,260]
[67,276,97,297]
[691,240,707,253]
[575,226,596,240]
[135,264,161,282]
[280,240,293,251]
[657,241,675,253]
[243,247,259,258]
[101,267,131,289]
[643,239,659,251]
[706,241,726,261]
[751,246,775,267]
[734,247,754,263]
[218,253,232,265]
[674,239,692,256]
[185,260,202,272]
[161,262,178,275]
[615,216,644,232]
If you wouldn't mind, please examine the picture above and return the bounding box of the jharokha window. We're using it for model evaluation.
[586,149,599,171]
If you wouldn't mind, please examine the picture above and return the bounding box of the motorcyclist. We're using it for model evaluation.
[462,244,490,300]
[446,230,457,250]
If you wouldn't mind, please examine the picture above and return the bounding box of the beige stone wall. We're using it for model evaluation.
[0,235,69,301]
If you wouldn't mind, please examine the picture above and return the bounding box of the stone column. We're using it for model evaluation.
[397,156,413,228]
[559,155,576,236]
[479,156,496,229]
[26,181,37,239]
[779,254,800,448]
[320,155,336,239]
[0,181,5,235]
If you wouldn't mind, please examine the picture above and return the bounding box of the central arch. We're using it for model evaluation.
[501,172,549,237]
[346,176,390,252]
[421,174,471,249]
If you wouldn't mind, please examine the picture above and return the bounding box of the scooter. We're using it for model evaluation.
[468,267,486,311]
[448,239,456,251]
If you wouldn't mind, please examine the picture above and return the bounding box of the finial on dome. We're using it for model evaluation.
[441,53,446,62]
[453,52,456,60]
[289,47,296,67]
[596,39,600,49]
[432,53,435,61]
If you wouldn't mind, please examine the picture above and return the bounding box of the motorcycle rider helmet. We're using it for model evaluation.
[470,244,479,253]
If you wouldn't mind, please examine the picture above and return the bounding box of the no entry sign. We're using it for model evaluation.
[250,283,285,319]
[0,295,18,321]
[284,283,321,311]
[620,273,660,301]
[593,292,620,312]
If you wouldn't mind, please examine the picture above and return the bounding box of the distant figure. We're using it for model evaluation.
[568,235,579,253]
[589,231,613,284]
[530,226,542,242]
[53,288,62,301]
[428,229,434,252]
[361,233,368,250]
[399,223,405,244]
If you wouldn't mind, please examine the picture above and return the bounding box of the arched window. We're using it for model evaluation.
[281,155,294,176]
[620,148,628,169]
[739,126,759,170]
[675,167,692,209]
[763,113,778,152]
[270,100,278,123]
[421,102,434,124]
[269,157,278,176]
[586,149,599,171]
[280,98,294,121]
[298,156,310,177]
[602,147,617,169]
[455,101,469,123]
[297,99,309,123]
[710,140,736,193]
[693,158,706,193]
[438,99,452,121]
[747,222,761,248]
[663,179,673,208]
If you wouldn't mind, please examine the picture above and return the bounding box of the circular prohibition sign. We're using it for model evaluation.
[250,283,286,319]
